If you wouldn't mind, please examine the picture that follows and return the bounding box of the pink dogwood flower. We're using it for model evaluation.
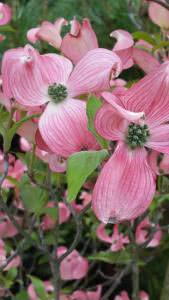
[111,30,134,69]
[2,158,27,189]
[114,291,149,300]
[0,213,21,238]
[2,45,121,157]
[41,201,70,231]
[70,286,102,300]
[0,3,12,26]
[27,18,67,48]
[57,246,89,280]
[135,217,162,247]
[0,239,21,270]
[139,291,149,300]
[93,61,169,223]
[61,18,98,64]
[4,254,21,271]
[97,224,129,251]
[72,191,92,212]
[114,291,130,300]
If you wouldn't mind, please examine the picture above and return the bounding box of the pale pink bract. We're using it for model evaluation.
[111,29,134,69]
[61,18,98,64]
[27,18,67,48]
[148,0,169,29]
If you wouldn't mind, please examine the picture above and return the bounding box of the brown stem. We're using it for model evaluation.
[160,260,169,300]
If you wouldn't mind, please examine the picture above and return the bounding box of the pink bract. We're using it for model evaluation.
[27,18,67,48]
[0,3,12,26]
[61,18,98,64]
[70,286,102,300]
[111,29,134,69]
[135,218,162,247]
[148,0,169,29]
[41,202,70,231]
[114,291,130,300]
[28,281,54,300]
[57,247,89,280]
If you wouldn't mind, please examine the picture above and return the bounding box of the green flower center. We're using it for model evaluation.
[48,83,68,103]
[125,122,150,149]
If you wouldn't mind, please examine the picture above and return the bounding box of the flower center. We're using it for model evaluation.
[125,122,150,149]
[48,83,68,103]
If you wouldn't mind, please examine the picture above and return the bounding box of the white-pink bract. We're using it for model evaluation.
[93,61,169,223]
[2,45,121,157]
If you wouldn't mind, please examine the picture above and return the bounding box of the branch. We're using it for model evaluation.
[145,0,169,10]
[160,260,169,300]
[102,264,131,300]
[0,154,9,187]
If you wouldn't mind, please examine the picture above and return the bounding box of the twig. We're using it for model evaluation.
[160,260,169,300]
[132,259,139,300]
[102,264,132,300]
[58,202,91,264]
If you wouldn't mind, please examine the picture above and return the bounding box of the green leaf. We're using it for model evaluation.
[0,25,16,32]
[28,276,48,300]
[67,149,108,201]
[6,176,19,187]
[4,113,40,152]
[0,110,9,137]
[132,31,156,46]
[20,184,47,214]
[41,207,58,220]
[152,41,169,52]
[87,95,109,148]
[88,251,132,264]
[6,268,18,281]
[14,290,29,300]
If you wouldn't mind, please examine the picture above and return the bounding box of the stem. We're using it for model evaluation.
[160,260,169,300]
[132,260,139,300]
[102,264,131,300]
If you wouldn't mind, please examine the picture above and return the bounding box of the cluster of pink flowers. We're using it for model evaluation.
[1,2,169,298]
[1,11,169,226]
[97,217,162,251]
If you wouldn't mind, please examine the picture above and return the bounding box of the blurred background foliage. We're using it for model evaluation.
[0,0,159,52]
